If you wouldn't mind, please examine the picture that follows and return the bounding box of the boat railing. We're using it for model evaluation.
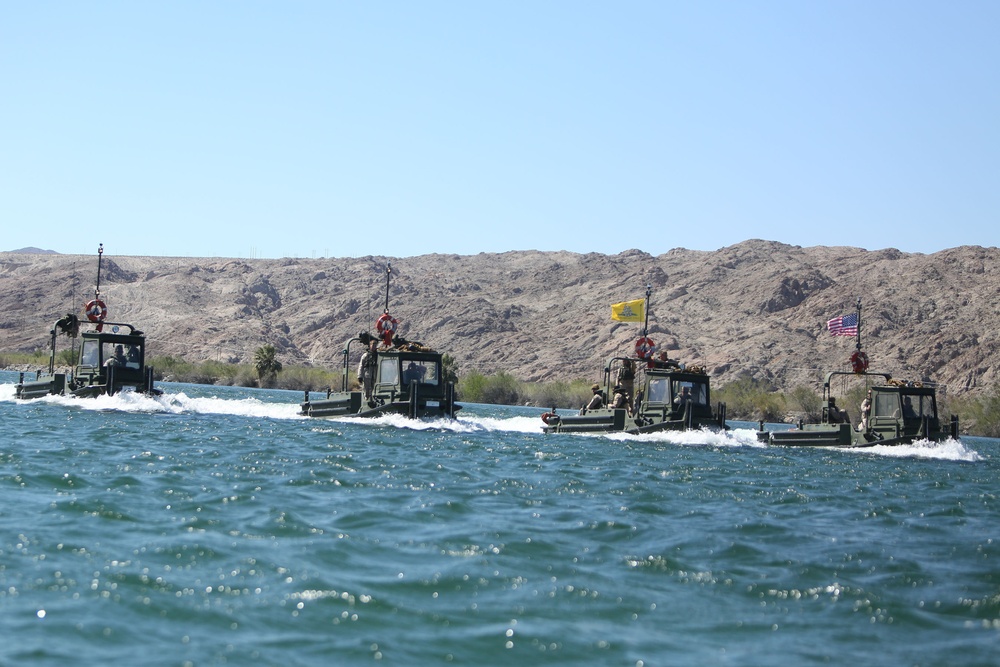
[89,322,141,334]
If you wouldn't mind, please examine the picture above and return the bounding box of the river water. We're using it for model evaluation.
[1,370,997,666]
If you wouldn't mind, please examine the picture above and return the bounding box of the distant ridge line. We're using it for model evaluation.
[4,247,60,255]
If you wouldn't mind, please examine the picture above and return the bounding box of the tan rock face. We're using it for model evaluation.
[2,240,998,395]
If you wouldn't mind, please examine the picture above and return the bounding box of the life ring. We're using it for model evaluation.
[84,299,108,323]
[541,411,560,425]
[850,350,869,374]
[634,336,656,360]
[376,313,398,345]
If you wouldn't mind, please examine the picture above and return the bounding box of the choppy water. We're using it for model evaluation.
[1,369,997,666]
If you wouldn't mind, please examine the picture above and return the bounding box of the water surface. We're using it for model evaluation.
[1,371,996,665]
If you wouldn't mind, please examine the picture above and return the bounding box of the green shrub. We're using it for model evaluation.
[458,371,521,405]
[951,386,1000,437]
[715,371,779,420]
[523,378,594,410]
[788,385,822,421]
[274,366,342,392]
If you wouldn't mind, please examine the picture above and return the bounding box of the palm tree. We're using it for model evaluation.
[253,344,283,388]
[441,353,459,385]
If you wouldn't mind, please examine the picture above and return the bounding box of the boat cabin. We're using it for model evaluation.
[372,350,443,402]
[73,324,152,393]
[867,383,940,439]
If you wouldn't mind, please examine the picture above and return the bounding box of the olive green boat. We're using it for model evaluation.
[541,286,727,434]
[300,264,460,420]
[756,300,958,448]
[540,355,728,434]
[756,370,957,447]
[15,245,159,400]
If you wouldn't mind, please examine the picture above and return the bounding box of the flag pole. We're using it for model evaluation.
[94,243,104,300]
[643,284,651,338]
[855,297,862,351]
[383,262,392,314]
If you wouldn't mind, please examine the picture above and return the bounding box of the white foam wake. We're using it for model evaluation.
[0,383,303,420]
[848,437,981,462]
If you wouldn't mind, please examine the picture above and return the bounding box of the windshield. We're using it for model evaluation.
[647,377,668,403]
[672,380,708,405]
[874,392,936,419]
[901,393,935,419]
[80,340,100,367]
[102,342,142,369]
[379,358,399,385]
[402,360,438,385]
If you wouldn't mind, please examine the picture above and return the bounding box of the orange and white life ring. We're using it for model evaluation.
[541,411,560,425]
[376,312,398,345]
[634,336,656,360]
[850,350,869,374]
[84,299,108,323]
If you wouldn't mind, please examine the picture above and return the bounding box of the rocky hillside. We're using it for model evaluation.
[2,240,998,396]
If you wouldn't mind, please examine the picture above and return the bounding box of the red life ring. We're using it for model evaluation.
[85,299,108,323]
[850,350,869,374]
[541,411,560,425]
[376,313,398,345]
[634,336,656,360]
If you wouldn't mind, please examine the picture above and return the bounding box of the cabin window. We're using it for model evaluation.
[901,394,935,419]
[873,393,897,418]
[102,343,141,368]
[126,345,142,369]
[80,341,100,367]
[647,377,668,403]
[402,360,438,385]
[378,358,399,385]
[672,380,707,405]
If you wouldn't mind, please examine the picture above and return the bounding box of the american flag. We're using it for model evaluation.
[827,313,859,337]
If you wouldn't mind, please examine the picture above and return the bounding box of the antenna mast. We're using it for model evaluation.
[855,297,862,351]
[643,283,652,337]
[95,243,104,299]
[383,262,392,314]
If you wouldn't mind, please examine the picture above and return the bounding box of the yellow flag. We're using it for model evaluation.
[611,298,645,322]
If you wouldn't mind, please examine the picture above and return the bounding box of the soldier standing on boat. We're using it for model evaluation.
[858,390,872,431]
[617,359,636,413]
[358,340,378,401]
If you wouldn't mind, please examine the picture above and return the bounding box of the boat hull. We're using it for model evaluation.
[757,416,959,448]
[15,367,160,400]
[542,407,726,435]
[301,388,460,420]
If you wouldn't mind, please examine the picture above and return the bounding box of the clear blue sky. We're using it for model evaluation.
[3,2,997,259]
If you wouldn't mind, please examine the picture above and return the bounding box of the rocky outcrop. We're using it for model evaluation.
[2,240,998,395]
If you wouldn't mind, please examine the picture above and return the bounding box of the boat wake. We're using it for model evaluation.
[847,437,981,462]
[603,426,767,448]
[310,412,549,434]
[0,384,303,420]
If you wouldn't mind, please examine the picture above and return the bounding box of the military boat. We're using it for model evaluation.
[15,245,159,400]
[756,371,958,447]
[541,286,727,434]
[300,264,459,420]
[756,300,958,448]
[541,356,728,434]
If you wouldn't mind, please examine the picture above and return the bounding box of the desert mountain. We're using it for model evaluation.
[2,240,997,396]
